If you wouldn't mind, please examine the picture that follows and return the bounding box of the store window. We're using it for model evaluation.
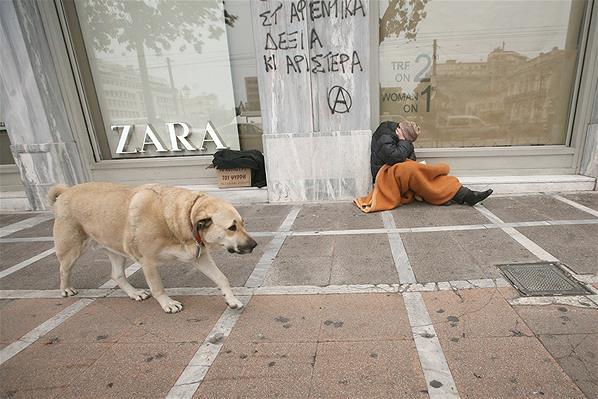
[64,0,262,159]
[379,0,587,148]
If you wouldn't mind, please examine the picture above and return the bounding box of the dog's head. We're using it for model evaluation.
[190,196,257,254]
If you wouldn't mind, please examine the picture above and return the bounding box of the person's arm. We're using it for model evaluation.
[379,135,414,164]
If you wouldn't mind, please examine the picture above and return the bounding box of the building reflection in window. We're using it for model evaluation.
[379,0,586,148]
[74,0,261,158]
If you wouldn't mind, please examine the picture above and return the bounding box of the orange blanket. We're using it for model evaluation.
[354,160,462,213]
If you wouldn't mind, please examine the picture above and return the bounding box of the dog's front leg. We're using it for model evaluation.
[196,249,243,309]
[141,260,183,313]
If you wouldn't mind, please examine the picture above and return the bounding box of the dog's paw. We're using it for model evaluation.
[161,299,183,313]
[61,287,78,297]
[226,297,244,310]
[129,290,151,301]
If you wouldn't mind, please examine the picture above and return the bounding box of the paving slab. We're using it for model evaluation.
[561,192,598,212]
[517,224,598,274]
[0,298,76,346]
[0,241,54,271]
[226,294,413,346]
[332,233,391,255]
[422,288,533,340]
[267,234,396,286]
[508,304,598,398]
[513,303,598,335]
[497,286,523,301]
[331,234,397,285]
[0,299,12,311]
[57,341,198,399]
[264,235,334,286]
[331,234,396,286]
[0,341,113,398]
[402,229,537,283]
[0,246,120,290]
[440,336,585,399]
[117,296,227,344]
[391,201,489,228]
[0,213,32,228]
[277,236,335,258]
[236,204,293,232]
[236,204,294,219]
[245,216,290,232]
[209,294,419,398]
[330,255,398,285]
[196,341,316,399]
[226,295,323,344]
[536,333,598,399]
[310,340,427,399]
[482,195,596,222]
[318,294,412,342]
[46,299,142,344]
[6,218,54,238]
[291,202,384,231]
[264,256,332,286]
[48,296,226,345]
[128,237,272,288]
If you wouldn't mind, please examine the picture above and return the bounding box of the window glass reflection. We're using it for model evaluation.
[75,0,241,158]
[379,0,585,147]
[225,0,263,152]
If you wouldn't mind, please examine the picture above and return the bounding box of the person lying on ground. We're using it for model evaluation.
[354,120,493,213]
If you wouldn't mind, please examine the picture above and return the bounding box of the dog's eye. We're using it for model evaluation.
[228,225,237,232]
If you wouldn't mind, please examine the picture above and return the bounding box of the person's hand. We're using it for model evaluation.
[396,127,406,140]
[398,121,421,142]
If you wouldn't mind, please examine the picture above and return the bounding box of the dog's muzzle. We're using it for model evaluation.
[228,238,258,254]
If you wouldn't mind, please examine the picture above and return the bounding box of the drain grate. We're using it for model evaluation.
[499,263,590,296]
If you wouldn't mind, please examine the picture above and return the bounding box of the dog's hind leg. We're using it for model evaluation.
[196,250,243,309]
[54,220,86,297]
[106,251,150,301]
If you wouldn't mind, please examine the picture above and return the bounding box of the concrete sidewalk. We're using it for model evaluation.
[1,192,597,398]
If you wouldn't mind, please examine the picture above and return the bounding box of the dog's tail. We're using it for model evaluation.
[47,184,69,206]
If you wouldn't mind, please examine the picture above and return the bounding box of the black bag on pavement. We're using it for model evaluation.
[212,149,267,188]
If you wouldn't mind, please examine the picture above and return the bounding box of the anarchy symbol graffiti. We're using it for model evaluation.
[327,86,352,114]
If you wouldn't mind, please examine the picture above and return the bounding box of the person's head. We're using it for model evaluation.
[396,121,421,142]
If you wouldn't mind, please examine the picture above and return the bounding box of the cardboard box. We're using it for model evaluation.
[217,168,251,188]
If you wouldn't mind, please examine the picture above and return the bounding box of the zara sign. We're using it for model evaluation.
[111,121,228,154]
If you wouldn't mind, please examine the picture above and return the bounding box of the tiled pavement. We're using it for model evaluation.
[0,192,597,398]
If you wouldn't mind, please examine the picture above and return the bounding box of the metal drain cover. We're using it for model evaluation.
[499,263,590,296]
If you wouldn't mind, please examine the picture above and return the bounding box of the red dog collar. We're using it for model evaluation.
[194,229,202,245]
[191,222,203,258]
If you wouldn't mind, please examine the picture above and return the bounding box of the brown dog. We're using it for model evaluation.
[48,182,257,313]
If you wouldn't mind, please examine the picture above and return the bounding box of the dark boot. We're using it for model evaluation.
[452,186,493,206]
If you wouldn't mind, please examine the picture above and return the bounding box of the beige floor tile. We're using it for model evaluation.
[423,288,533,339]
[1,298,76,345]
[196,341,316,399]
[441,336,585,399]
[310,340,427,399]
[319,294,412,342]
